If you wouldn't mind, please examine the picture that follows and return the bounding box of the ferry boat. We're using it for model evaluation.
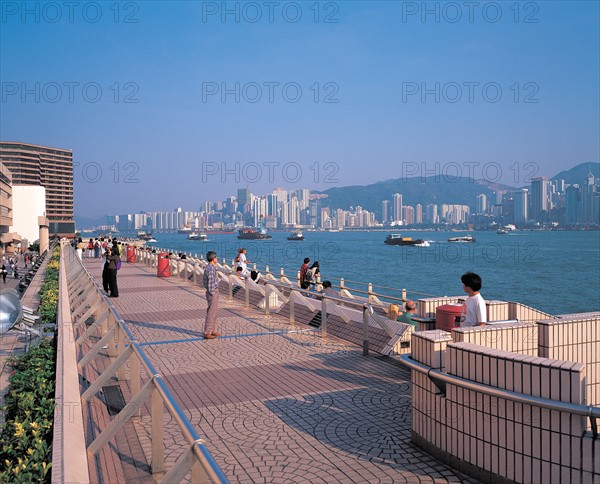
[448,234,476,243]
[237,228,272,240]
[188,233,208,241]
[287,230,304,241]
[137,231,155,241]
[384,234,426,246]
[178,225,192,234]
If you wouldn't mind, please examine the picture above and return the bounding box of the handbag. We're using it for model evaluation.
[116,259,122,270]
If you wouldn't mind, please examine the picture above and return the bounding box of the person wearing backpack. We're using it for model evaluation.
[303,261,320,289]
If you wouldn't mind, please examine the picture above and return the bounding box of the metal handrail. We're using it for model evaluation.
[63,245,229,483]
[130,243,422,307]
[398,354,600,437]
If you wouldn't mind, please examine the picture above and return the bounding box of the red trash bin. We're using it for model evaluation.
[435,304,464,331]
[127,246,136,263]
[157,252,170,278]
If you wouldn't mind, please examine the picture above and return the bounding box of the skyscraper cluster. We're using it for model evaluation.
[109,169,600,231]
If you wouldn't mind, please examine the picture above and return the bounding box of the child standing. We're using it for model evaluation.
[460,272,486,327]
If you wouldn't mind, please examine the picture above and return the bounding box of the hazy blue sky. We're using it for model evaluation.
[1,1,598,218]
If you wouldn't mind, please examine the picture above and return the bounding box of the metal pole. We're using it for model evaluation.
[130,352,141,421]
[245,277,250,308]
[321,297,328,338]
[151,385,165,475]
[265,284,270,316]
[362,305,369,356]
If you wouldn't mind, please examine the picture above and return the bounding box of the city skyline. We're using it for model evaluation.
[2,2,599,218]
[103,161,600,231]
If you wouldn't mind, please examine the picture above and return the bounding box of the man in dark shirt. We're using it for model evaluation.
[203,251,221,339]
[299,257,310,289]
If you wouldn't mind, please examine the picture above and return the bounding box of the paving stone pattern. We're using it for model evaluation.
[83,258,476,483]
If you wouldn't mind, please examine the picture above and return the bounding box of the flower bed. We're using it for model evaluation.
[0,246,60,482]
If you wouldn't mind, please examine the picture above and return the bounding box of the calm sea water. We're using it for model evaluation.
[141,230,600,316]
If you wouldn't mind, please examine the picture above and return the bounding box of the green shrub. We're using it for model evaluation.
[37,247,60,325]
[0,246,60,482]
[0,340,56,483]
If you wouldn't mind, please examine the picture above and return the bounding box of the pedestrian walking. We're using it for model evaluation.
[203,251,221,339]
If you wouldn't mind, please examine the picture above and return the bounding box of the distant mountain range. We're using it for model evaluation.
[318,162,599,214]
[75,162,599,226]
[551,162,599,186]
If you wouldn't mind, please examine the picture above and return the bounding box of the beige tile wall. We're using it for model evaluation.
[452,322,538,356]
[410,338,598,483]
[538,317,600,407]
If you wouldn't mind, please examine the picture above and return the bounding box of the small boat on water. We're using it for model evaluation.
[448,234,476,243]
[188,233,208,241]
[384,234,426,246]
[178,225,192,234]
[496,228,508,235]
[287,230,304,241]
[237,228,272,240]
[138,231,155,241]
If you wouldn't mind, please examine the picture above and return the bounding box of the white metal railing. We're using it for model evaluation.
[61,243,229,483]
[132,245,415,307]
[133,248,407,355]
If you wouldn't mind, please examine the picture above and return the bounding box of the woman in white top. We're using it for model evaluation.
[239,248,249,277]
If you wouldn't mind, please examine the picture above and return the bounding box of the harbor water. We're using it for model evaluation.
[139,230,599,316]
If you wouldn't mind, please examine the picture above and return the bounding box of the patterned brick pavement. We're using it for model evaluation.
[82,258,476,483]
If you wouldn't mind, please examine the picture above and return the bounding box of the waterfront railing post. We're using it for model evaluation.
[107,313,118,358]
[289,292,295,326]
[265,284,271,316]
[151,386,165,475]
[245,277,250,308]
[297,270,301,287]
[362,305,369,356]
[321,297,328,338]
[280,267,285,283]
[130,351,141,421]
[368,283,373,304]
[228,275,234,300]
[402,288,407,304]
[116,324,126,381]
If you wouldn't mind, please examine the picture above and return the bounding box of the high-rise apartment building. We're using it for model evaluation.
[530,177,549,222]
[0,141,74,235]
[513,189,529,225]
[393,193,403,223]
[476,194,487,214]
[381,200,390,223]
[237,188,252,206]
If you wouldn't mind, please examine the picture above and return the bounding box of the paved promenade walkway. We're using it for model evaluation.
[82,258,474,483]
